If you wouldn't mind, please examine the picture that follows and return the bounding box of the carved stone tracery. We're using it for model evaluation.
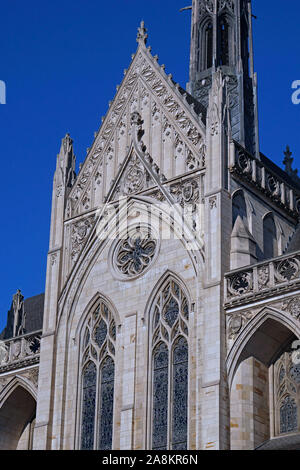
[121,153,147,196]
[66,48,205,216]
[114,228,157,278]
[71,215,96,262]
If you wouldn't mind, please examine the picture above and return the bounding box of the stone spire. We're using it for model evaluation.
[187,0,259,158]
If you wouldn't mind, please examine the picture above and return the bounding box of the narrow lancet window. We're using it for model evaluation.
[80,299,116,450]
[232,191,248,227]
[81,361,97,450]
[263,214,278,259]
[218,16,232,66]
[205,23,213,69]
[151,278,189,450]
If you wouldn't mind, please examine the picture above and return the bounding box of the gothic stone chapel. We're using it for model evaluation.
[1,0,300,451]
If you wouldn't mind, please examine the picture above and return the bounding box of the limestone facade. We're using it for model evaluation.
[1,1,300,450]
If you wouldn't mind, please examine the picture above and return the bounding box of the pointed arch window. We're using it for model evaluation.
[232,191,248,227]
[150,278,189,450]
[263,214,278,259]
[274,345,300,436]
[218,15,233,66]
[80,299,116,450]
[198,19,213,72]
[203,21,213,70]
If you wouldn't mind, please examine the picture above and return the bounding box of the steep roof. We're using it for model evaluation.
[0,293,44,340]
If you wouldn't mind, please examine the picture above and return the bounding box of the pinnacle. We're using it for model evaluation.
[137,20,148,45]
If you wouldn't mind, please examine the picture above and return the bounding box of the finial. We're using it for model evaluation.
[283,145,293,174]
[283,145,299,181]
[137,20,148,45]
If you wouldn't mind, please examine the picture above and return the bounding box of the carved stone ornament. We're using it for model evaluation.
[226,254,300,305]
[282,297,300,320]
[237,149,252,175]
[111,226,159,280]
[257,266,269,289]
[218,0,234,14]
[71,215,96,262]
[186,143,206,171]
[231,143,300,219]
[0,368,39,394]
[227,311,255,341]
[228,271,252,297]
[275,257,300,282]
[170,179,200,208]
[209,195,217,209]
[67,47,205,214]
[121,152,147,195]
[51,252,58,266]
[199,0,214,16]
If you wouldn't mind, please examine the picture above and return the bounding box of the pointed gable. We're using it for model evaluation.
[65,22,206,220]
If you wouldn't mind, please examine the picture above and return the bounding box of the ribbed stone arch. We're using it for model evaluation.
[58,195,201,337]
[0,377,37,450]
[227,307,300,389]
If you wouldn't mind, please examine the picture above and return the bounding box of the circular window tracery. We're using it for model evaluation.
[111,226,159,280]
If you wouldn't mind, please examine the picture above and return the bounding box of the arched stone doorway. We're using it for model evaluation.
[228,315,300,450]
[0,383,36,450]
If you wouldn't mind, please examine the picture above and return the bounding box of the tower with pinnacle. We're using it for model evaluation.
[187,0,259,157]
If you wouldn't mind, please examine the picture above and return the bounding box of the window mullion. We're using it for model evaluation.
[94,363,100,450]
[168,342,172,450]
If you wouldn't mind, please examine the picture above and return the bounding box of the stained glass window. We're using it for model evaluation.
[81,361,96,450]
[98,357,115,450]
[172,337,188,450]
[152,343,169,450]
[280,396,297,434]
[274,346,300,436]
[151,278,189,450]
[80,299,116,450]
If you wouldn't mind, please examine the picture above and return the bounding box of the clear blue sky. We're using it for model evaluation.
[0,0,299,332]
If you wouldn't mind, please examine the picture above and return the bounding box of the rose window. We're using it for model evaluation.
[113,228,158,279]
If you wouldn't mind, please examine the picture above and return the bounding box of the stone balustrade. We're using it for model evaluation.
[225,251,300,307]
[0,330,42,372]
[230,142,300,219]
